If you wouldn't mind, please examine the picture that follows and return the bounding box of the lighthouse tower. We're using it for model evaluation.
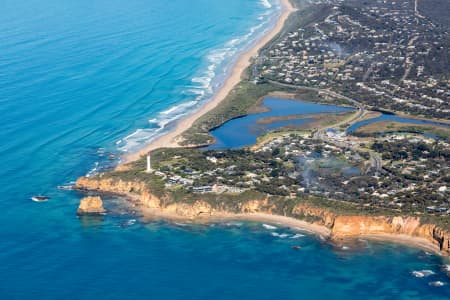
[146,154,152,173]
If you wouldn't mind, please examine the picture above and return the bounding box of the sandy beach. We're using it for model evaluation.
[140,207,332,237]
[357,234,441,255]
[139,207,444,255]
[117,0,447,257]
[125,0,295,163]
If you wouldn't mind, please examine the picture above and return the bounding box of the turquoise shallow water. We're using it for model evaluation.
[0,0,449,298]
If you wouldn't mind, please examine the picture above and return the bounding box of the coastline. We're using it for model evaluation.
[139,207,443,255]
[141,208,332,237]
[74,175,449,257]
[357,234,442,255]
[81,0,450,259]
[124,0,295,163]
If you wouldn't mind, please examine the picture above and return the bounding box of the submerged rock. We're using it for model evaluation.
[77,196,106,215]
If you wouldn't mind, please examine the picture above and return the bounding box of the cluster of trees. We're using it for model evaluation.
[371,140,450,161]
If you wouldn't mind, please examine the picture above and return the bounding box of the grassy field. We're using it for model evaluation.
[354,121,450,141]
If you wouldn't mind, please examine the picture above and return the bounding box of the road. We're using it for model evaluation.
[266,80,381,173]
[266,80,365,131]
[401,35,419,82]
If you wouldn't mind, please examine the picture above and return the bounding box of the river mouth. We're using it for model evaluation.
[205,97,354,150]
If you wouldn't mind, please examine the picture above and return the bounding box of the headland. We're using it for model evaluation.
[77,0,450,257]
[75,175,447,256]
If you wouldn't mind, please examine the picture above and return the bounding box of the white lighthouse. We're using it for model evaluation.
[146,154,152,172]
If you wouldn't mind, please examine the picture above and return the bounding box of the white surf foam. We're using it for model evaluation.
[260,0,272,9]
[125,219,136,226]
[428,281,445,287]
[411,270,435,278]
[174,222,188,227]
[160,101,197,116]
[290,233,305,239]
[262,224,277,230]
[224,221,243,227]
[86,161,99,177]
[115,0,282,155]
[271,232,290,238]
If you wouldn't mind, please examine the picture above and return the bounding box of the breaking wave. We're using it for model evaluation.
[86,161,99,178]
[262,224,278,230]
[290,233,305,239]
[260,0,272,9]
[271,232,290,238]
[116,0,282,154]
[411,270,435,278]
[428,281,446,287]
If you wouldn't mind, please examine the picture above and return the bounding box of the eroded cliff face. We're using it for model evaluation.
[240,198,275,213]
[75,176,450,255]
[331,216,450,255]
[76,177,161,209]
[165,201,213,217]
[292,204,336,228]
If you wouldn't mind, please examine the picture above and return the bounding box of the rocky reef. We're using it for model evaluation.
[77,196,106,215]
[75,176,450,256]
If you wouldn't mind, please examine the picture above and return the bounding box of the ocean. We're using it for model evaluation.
[0,0,448,298]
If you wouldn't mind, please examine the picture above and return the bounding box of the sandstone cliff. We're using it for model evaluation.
[76,177,161,209]
[331,216,450,254]
[77,196,106,215]
[75,176,450,256]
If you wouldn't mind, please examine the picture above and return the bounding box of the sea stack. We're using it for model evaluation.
[77,196,106,215]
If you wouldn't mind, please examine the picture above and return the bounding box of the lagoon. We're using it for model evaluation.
[206,97,354,150]
[347,113,450,133]
[1,0,449,298]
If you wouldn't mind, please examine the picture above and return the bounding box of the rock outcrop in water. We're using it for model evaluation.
[77,196,106,215]
[75,176,450,256]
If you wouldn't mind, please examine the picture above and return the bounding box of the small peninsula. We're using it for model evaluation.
[76,0,450,256]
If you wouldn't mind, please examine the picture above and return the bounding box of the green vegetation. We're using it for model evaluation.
[93,128,450,231]
[257,0,450,119]
[420,215,450,232]
[181,81,294,145]
[89,0,450,233]
[354,121,450,142]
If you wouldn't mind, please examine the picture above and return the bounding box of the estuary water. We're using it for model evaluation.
[0,0,449,298]
[207,97,353,150]
[347,113,450,133]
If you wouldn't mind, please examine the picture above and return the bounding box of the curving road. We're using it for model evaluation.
[266,80,381,173]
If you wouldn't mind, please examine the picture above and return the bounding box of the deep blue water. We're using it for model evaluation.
[0,0,449,298]
[206,97,353,149]
[347,113,450,134]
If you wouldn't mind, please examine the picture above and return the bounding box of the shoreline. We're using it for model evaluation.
[74,176,449,257]
[124,0,295,163]
[89,0,449,258]
[140,208,332,237]
[138,207,443,256]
